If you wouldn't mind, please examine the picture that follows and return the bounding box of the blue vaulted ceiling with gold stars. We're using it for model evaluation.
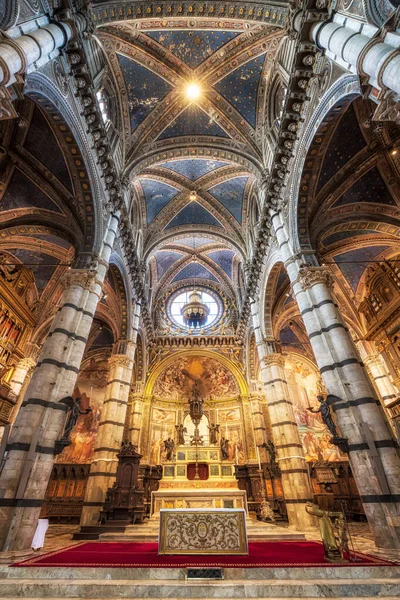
[98,16,283,300]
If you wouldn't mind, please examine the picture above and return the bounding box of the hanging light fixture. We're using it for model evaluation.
[180,290,210,328]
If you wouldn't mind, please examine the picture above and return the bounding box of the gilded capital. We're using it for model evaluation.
[296,266,335,291]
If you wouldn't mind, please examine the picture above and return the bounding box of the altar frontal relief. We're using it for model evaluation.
[159,509,248,555]
[153,356,239,400]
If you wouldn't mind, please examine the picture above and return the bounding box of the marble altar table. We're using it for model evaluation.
[158,508,248,555]
[151,488,248,515]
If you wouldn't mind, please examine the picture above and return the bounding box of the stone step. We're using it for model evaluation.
[1,565,399,581]
[3,598,396,600]
[0,577,399,598]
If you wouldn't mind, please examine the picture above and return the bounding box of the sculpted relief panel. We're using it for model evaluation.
[153,356,239,400]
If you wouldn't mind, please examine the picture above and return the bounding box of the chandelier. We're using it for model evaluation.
[180,290,209,328]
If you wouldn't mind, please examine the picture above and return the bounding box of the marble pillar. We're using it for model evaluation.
[139,397,152,464]
[241,396,258,463]
[272,210,400,548]
[249,394,267,448]
[9,357,36,424]
[360,347,399,408]
[254,336,315,530]
[311,15,400,96]
[0,213,120,551]
[129,393,144,449]
[80,344,136,526]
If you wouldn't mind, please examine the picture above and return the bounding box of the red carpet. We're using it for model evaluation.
[13,541,396,568]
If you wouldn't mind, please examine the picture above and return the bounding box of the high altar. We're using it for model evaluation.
[152,444,248,514]
[134,352,263,521]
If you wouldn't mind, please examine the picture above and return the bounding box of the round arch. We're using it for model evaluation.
[288,74,361,253]
[144,349,249,397]
[23,71,105,257]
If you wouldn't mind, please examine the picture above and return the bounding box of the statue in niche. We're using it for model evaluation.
[307,395,339,439]
[220,437,229,460]
[175,424,187,446]
[61,397,92,443]
[208,423,220,445]
[164,437,175,461]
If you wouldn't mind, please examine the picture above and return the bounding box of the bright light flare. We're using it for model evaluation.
[186,83,201,101]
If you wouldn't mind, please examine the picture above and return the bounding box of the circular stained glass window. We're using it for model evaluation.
[168,288,222,331]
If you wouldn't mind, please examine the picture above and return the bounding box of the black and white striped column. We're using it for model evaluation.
[129,393,144,449]
[272,210,400,548]
[0,212,120,552]
[9,357,36,424]
[359,344,399,409]
[80,343,136,526]
[251,304,315,530]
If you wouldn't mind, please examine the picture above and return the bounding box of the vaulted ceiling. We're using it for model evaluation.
[98,20,283,300]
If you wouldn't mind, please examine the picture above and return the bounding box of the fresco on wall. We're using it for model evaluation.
[294,404,343,462]
[285,360,343,462]
[55,357,109,464]
[150,406,177,464]
[153,356,239,399]
[218,408,245,464]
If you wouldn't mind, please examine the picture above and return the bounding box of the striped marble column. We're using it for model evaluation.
[359,346,399,408]
[80,343,136,526]
[129,393,144,449]
[249,394,267,447]
[257,348,315,528]
[241,396,258,462]
[251,298,314,529]
[9,358,36,424]
[272,210,400,548]
[0,213,120,552]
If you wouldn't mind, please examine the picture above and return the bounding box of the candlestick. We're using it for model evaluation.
[216,409,219,424]
[256,446,261,470]
[225,422,228,438]
[235,446,239,465]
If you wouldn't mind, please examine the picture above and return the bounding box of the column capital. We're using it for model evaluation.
[60,269,100,292]
[23,342,41,362]
[363,354,381,367]
[296,266,335,291]
[261,353,285,368]
[16,357,36,371]
[109,354,133,369]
